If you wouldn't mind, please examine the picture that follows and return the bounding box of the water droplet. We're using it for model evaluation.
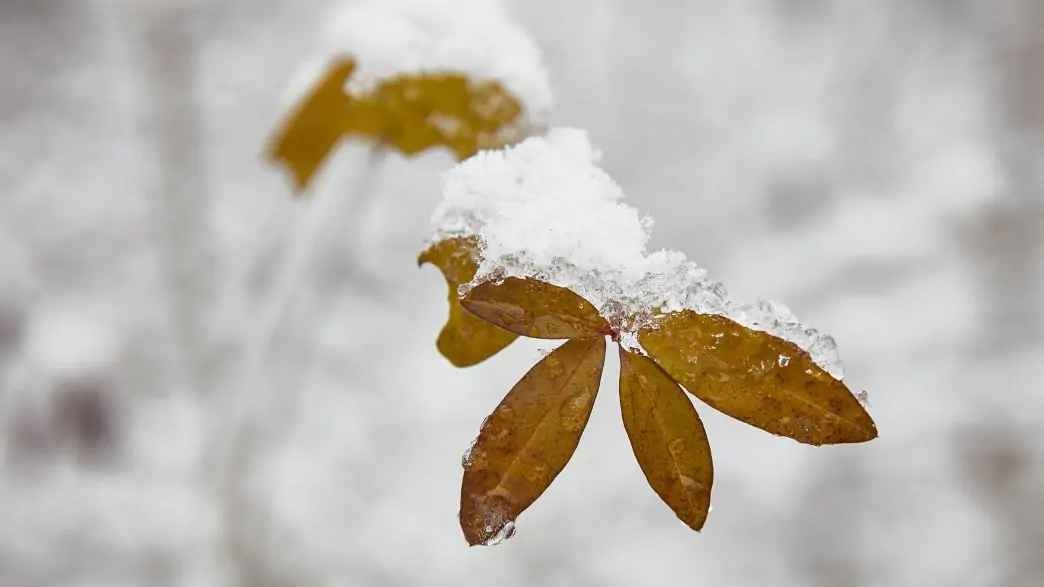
[636,373,652,391]
[679,475,701,491]
[488,425,512,448]
[482,520,516,546]
[496,406,515,422]
[558,392,590,432]
[522,461,550,485]
[856,389,870,406]
[545,355,564,378]
[777,354,791,367]
[668,438,686,459]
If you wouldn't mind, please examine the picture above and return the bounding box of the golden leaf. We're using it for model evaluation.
[418,237,517,367]
[638,311,877,445]
[268,60,360,192]
[268,57,524,192]
[461,277,612,339]
[460,337,606,545]
[367,71,523,160]
[618,347,713,531]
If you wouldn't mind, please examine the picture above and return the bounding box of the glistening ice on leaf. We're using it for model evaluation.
[420,128,877,545]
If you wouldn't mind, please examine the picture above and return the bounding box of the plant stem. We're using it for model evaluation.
[214,143,387,587]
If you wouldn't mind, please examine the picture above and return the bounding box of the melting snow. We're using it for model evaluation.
[431,128,845,378]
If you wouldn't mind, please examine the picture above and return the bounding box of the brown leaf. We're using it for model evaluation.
[639,311,877,445]
[268,57,525,192]
[618,347,713,531]
[461,277,611,339]
[460,337,606,545]
[419,237,517,367]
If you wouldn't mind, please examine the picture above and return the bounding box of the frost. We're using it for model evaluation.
[482,520,516,546]
[460,438,477,469]
[431,128,845,377]
[312,0,552,131]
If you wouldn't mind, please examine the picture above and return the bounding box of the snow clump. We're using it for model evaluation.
[430,127,845,378]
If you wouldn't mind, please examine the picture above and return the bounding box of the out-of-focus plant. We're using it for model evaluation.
[267,0,551,193]
[269,59,527,192]
[244,0,550,375]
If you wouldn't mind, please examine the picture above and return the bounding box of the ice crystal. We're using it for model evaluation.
[431,128,845,377]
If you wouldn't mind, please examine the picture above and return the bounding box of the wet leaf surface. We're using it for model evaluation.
[460,337,606,545]
[419,237,517,367]
[618,347,713,531]
[461,277,611,339]
[639,311,877,445]
[269,57,524,192]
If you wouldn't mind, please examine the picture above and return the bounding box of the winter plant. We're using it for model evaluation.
[226,2,553,560]
[267,0,551,192]
[420,129,878,545]
[239,0,551,424]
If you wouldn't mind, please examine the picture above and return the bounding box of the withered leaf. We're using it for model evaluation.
[639,311,877,445]
[461,277,611,339]
[268,57,524,192]
[618,347,713,531]
[460,337,606,545]
[419,237,517,367]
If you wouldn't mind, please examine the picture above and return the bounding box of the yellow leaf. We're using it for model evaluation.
[268,57,525,192]
[419,237,517,367]
[639,311,877,445]
[460,337,606,545]
[268,59,359,192]
[619,347,713,531]
[461,277,611,339]
[368,71,524,160]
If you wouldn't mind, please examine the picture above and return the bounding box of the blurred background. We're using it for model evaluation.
[2,0,1042,585]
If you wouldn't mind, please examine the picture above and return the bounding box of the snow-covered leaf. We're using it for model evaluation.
[461,277,611,339]
[419,237,516,367]
[639,311,877,445]
[619,347,713,531]
[269,57,525,192]
[460,337,605,545]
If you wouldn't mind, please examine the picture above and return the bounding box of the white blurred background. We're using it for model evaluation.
[1,1,1042,585]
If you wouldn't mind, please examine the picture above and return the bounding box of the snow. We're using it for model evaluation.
[432,128,845,377]
[313,0,552,130]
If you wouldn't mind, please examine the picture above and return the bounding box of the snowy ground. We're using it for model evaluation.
[1,1,1042,586]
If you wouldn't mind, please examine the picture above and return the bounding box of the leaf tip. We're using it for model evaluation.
[460,494,517,547]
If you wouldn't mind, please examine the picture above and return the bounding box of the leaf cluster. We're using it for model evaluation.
[421,237,877,545]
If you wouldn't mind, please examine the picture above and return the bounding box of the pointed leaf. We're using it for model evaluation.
[639,311,877,445]
[267,59,359,192]
[461,277,611,339]
[619,347,713,531]
[419,237,517,367]
[268,58,526,192]
[460,337,606,545]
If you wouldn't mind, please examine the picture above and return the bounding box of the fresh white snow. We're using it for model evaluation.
[432,128,845,377]
[312,0,552,131]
